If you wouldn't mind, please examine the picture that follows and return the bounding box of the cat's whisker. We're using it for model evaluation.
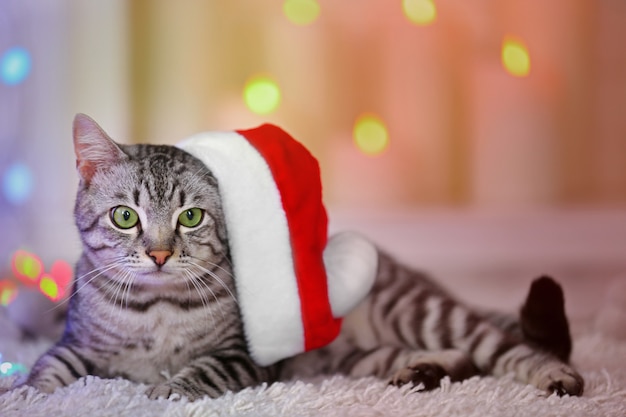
[182,269,218,328]
[79,255,128,280]
[45,258,128,315]
[104,271,125,335]
[123,269,137,310]
[185,266,228,322]
[116,269,137,328]
[114,268,132,310]
[187,260,238,305]
[107,265,127,308]
[189,254,234,277]
[104,268,135,335]
[181,270,194,303]
[185,262,236,324]
[71,257,127,294]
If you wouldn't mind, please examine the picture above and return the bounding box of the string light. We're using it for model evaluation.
[0,360,28,377]
[402,0,437,26]
[6,250,72,303]
[49,260,73,292]
[0,280,18,306]
[11,250,43,286]
[243,75,282,115]
[0,253,70,379]
[283,0,320,26]
[502,36,531,77]
[1,353,28,378]
[0,46,32,86]
[353,114,390,156]
[39,274,60,301]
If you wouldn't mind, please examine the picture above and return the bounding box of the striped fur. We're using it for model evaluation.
[22,115,583,400]
[279,254,583,396]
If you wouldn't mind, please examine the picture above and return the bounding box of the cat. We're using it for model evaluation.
[20,114,584,401]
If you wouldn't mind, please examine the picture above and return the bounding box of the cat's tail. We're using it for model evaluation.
[519,276,572,363]
[481,275,573,363]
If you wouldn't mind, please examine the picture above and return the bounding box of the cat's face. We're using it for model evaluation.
[72,114,228,287]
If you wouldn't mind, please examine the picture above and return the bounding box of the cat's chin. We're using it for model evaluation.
[135,270,184,286]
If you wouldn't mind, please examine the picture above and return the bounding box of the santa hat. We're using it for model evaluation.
[177,124,378,366]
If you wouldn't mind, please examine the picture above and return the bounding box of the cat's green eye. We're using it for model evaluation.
[178,208,204,228]
[110,206,139,229]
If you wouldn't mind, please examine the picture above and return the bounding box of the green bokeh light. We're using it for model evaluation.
[283,0,321,26]
[243,76,282,115]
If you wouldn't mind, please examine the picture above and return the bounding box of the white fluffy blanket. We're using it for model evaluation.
[1,312,625,417]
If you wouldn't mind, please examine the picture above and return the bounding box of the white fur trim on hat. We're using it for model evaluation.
[179,131,303,365]
[178,126,377,365]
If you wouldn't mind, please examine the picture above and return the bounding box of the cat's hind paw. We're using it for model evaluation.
[533,363,584,397]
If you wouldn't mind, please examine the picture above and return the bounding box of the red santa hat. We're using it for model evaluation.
[177,124,377,366]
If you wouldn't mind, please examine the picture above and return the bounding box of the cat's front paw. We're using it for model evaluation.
[389,363,448,391]
[146,381,207,402]
[21,375,64,395]
[532,363,584,397]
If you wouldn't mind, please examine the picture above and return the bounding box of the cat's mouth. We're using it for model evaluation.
[133,265,179,283]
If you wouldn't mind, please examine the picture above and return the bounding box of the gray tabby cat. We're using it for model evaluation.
[22,114,584,400]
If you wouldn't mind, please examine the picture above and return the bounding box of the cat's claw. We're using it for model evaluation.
[146,383,184,401]
[389,363,448,391]
[146,381,207,401]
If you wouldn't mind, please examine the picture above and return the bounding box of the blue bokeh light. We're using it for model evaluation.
[1,47,32,86]
[2,163,34,205]
[0,361,28,377]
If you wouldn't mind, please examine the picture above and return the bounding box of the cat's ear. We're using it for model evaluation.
[73,113,127,183]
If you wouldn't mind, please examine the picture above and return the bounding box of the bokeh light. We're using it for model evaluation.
[283,0,321,26]
[402,0,437,26]
[5,252,72,303]
[0,361,28,377]
[502,36,531,77]
[2,162,34,205]
[11,250,43,286]
[243,75,282,115]
[0,46,32,85]
[0,280,18,306]
[353,114,390,156]
[50,260,73,290]
[39,274,60,301]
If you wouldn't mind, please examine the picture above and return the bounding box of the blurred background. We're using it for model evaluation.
[1,0,625,314]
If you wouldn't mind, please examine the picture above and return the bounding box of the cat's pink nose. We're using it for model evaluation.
[148,250,172,266]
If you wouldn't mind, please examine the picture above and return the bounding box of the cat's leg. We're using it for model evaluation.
[333,346,477,389]
[146,351,273,401]
[280,342,477,391]
[355,258,584,396]
[466,293,583,395]
[386,349,479,390]
[453,312,584,396]
[470,277,581,395]
[21,342,93,394]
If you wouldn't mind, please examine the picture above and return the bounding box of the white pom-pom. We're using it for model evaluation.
[323,231,378,317]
